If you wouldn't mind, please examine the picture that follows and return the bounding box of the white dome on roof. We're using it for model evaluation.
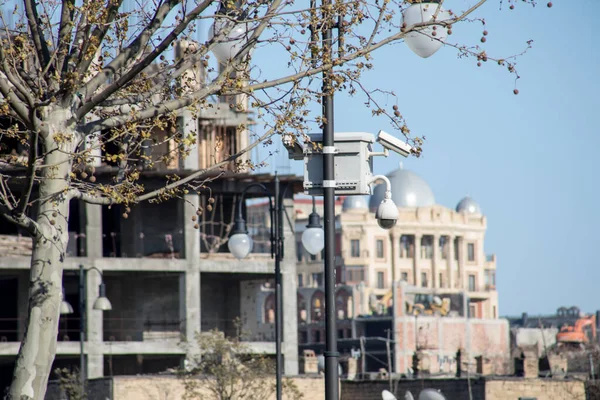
[369,168,435,211]
[456,196,482,214]
[342,196,368,210]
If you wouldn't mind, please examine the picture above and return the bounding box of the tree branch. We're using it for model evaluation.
[136,127,275,202]
[0,203,39,237]
[54,0,76,77]
[76,0,213,120]
[15,130,39,216]
[0,73,32,125]
[79,0,181,102]
[69,189,114,205]
[70,0,125,86]
[0,42,35,108]
[23,0,51,70]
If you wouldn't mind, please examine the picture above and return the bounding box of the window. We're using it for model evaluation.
[439,273,443,288]
[401,272,408,282]
[468,274,476,291]
[346,266,365,283]
[377,271,385,289]
[338,329,345,339]
[312,273,323,287]
[296,242,303,262]
[310,253,317,261]
[298,274,303,288]
[421,272,427,288]
[421,236,433,259]
[351,240,360,257]
[485,269,496,289]
[300,331,308,344]
[467,243,475,262]
[376,239,384,258]
[400,235,413,258]
[314,330,321,343]
[439,236,448,260]
[469,304,476,318]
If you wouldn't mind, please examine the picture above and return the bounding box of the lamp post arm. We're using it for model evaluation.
[370,174,393,198]
[84,266,106,282]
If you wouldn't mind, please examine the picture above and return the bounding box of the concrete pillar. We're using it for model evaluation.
[179,110,199,170]
[85,204,103,259]
[413,234,422,287]
[84,203,104,378]
[181,194,202,364]
[432,234,438,288]
[86,268,103,379]
[281,198,299,375]
[448,235,455,289]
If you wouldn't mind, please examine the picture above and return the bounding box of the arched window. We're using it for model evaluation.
[311,291,325,322]
[264,293,275,323]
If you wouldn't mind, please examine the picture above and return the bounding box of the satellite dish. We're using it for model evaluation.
[382,390,397,400]
[418,389,447,400]
[404,391,415,400]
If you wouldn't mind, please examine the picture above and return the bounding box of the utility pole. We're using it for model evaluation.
[321,0,338,397]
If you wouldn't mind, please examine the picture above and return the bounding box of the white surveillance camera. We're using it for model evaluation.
[376,130,412,158]
[375,194,399,230]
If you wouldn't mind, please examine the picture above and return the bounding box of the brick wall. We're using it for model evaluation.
[111,375,325,400]
[485,378,586,400]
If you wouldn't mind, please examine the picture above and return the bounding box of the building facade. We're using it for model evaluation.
[294,167,507,375]
[0,42,301,391]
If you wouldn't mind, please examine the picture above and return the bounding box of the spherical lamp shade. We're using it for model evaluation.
[402,3,451,58]
[302,227,325,255]
[228,233,253,260]
[208,20,250,64]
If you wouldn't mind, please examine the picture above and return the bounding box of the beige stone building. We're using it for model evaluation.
[297,166,499,320]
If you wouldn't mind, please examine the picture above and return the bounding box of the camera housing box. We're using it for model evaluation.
[303,132,375,196]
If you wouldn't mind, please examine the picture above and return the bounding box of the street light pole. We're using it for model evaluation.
[79,265,85,395]
[60,265,112,396]
[321,1,339,398]
[228,179,286,400]
[274,176,284,400]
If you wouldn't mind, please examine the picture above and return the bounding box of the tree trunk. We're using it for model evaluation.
[8,108,75,400]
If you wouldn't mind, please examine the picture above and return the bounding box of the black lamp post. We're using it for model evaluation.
[60,265,112,396]
[320,1,339,397]
[227,176,287,400]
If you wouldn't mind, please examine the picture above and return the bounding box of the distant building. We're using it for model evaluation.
[291,166,507,375]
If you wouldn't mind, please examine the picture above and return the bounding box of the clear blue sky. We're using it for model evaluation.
[249,0,599,316]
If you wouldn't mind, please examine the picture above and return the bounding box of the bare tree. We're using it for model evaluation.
[0,0,545,398]
[180,329,303,400]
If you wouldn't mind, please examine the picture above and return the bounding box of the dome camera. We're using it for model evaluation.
[375,195,398,230]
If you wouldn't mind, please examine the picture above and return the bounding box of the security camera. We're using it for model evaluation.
[376,130,412,158]
[375,194,399,229]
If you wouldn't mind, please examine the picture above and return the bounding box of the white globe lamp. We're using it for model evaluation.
[208,19,250,64]
[402,2,452,58]
[228,232,253,260]
[301,199,325,255]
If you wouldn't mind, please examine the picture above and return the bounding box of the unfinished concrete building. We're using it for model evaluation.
[0,44,301,392]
